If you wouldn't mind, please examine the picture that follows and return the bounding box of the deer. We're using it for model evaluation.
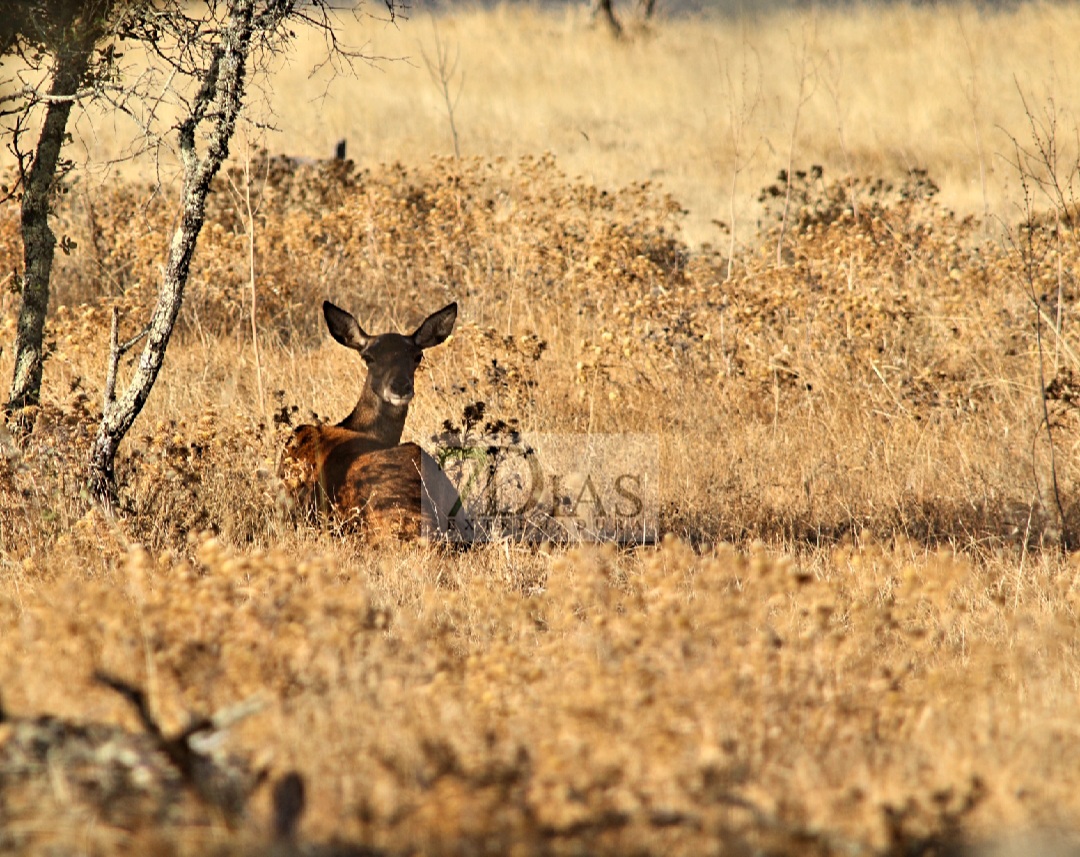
[281,300,470,542]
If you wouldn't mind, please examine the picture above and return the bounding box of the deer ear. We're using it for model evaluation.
[323,301,371,351]
[412,302,458,350]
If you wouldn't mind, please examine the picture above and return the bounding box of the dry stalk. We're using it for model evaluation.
[956,13,990,225]
[226,134,268,418]
[717,37,763,281]
[421,21,464,162]
[1001,87,1075,548]
[775,19,819,268]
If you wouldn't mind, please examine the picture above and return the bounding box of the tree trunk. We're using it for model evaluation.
[590,0,623,37]
[6,32,96,412]
[87,0,258,508]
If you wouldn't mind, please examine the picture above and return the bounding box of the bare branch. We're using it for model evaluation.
[0,84,101,105]
[103,307,150,411]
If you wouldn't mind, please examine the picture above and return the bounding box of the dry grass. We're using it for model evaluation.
[9,1,1080,246]
[3,3,1080,855]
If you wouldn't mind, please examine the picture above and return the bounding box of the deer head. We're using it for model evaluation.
[323,300,457,445]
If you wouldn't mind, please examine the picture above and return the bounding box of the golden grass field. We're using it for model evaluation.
[41,0,1080,246]
[3,2,1080,855]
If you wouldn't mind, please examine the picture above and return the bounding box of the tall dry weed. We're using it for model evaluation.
[2,7,1080,851]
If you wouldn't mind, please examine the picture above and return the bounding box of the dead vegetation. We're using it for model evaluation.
[3,7,1080,854]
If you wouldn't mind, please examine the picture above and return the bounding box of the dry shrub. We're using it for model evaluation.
[4,138,1080,854]
[4,153,1080,547]
[1,531,1079,855]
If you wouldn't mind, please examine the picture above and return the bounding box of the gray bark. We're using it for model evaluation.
[87,0,259,508]
[6,30,96,411]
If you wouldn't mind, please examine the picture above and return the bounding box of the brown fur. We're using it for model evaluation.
[283,427,427,538]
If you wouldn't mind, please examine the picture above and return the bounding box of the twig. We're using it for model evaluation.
[0,84,102,106]
[870,362,913,419]
[94,671,268,811]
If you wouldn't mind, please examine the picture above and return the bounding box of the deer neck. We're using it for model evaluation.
[336,383,409,447]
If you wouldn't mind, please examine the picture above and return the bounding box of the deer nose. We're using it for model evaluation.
[385,378,414,406]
